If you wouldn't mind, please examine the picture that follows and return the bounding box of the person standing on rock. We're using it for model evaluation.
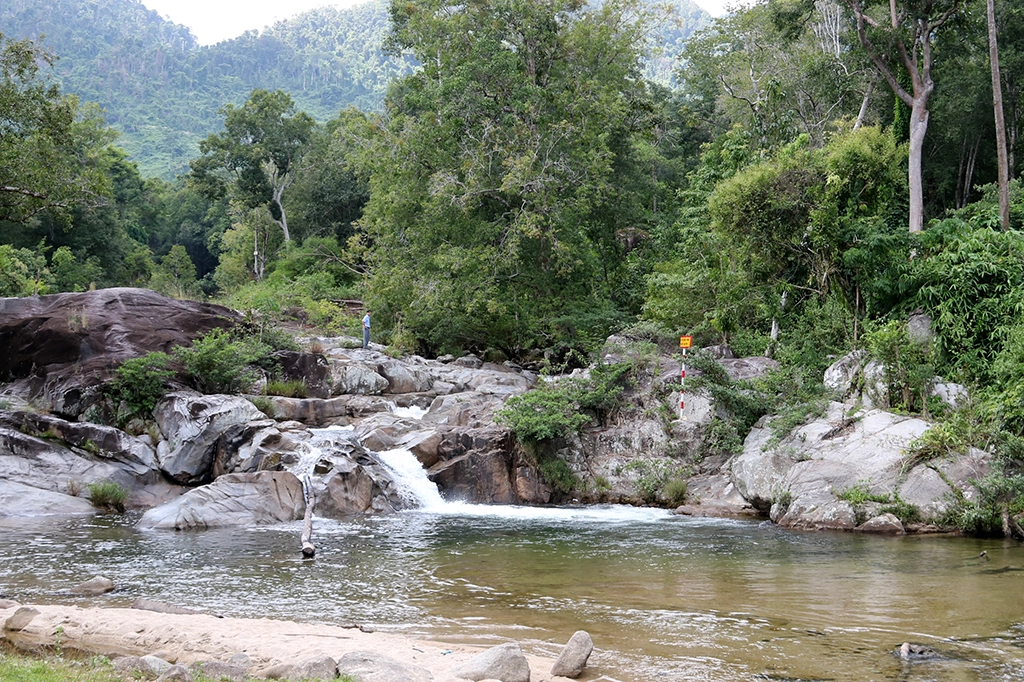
[362,309,371,349]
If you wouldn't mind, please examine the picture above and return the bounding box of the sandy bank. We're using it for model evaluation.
[0,602,582,682]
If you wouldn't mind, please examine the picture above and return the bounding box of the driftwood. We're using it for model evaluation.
[301,474,316,557]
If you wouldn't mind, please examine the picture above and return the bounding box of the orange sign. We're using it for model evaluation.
[679,335,692,349]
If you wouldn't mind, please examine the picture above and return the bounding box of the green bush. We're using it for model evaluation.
[663,478,688,506]
[265,379,307,398]
[497,361,634,443]
[537,454,580,494]
[105,352,174,424]
[173,329,272,394]
[87,481,127,512]
[863,319,935,413]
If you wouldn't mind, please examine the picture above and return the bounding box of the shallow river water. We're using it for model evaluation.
[2,503,1023,681]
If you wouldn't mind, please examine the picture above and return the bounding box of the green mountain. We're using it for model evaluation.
[1,0,708,179]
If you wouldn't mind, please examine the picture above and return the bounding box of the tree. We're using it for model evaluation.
[189,89,315,243]
[360,0,658,354]
[0,32,111,224]
[841,0,963,232]
[989,0,1010,230]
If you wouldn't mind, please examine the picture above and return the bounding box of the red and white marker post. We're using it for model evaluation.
[679,335,692,419]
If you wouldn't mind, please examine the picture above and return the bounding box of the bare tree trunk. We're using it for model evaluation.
[908,101,929,233]
[301,474,316,557]
[988,0,1011,230]
[854,79,875,130]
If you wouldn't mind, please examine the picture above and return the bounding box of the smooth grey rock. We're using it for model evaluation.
[4,606,39,631]
[70,576,114,595]
[928,380,968,410]
[131,598,203,615]
[292,655,337,680]
[332,362,389,396]
[718,355,780,382]
[156,665,193,682]
[857,513,905,534]
[228,653,253,669]
[861,360,888,409]
[189,661,246,681]
[823,350,868,398]
[907,310,935,346]
[112,656,145,674]
[450,642,530,682]
[137,471,305,530]
[731,403,934,530]
[154,393,267,485]
[550,630,593,678]
[453,354,484,369]
[378,360,433,394]
[337,650,434,682]
[0,479,96,516]
[140,655,174,676]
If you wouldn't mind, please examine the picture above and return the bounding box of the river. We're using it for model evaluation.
[2,501,1023,681]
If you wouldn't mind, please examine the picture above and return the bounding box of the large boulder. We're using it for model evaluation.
[450,642,530,682]
[154,393,269,485]
[271,351,331,399]
[429,427,520,504]
[550,630,594,678]
[0,288,239,417]
[729,403,986,530]
[0,479,95,516]
[137,471,305,530]
[336,651,434,682]
[377,359,433,394]
[330,362,389,396]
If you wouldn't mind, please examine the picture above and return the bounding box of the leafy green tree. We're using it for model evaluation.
[0,32,111,224]
[360,0,659,355]
[149,244,201,299]
[189,89,315,243]
[841,0,965,232]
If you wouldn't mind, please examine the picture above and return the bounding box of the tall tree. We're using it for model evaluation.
[361,0,657,353]
[189,89,315,243]
[841,0,962,232]
[988,0,1010,230]
[0,32,111,224]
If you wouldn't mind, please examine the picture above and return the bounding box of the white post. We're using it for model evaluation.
[680,347,687,420]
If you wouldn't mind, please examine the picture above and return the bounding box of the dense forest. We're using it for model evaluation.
[0,0,708,177]
[3,0,1024,534]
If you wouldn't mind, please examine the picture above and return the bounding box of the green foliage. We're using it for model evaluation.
[497,362,634,443]
[662,478,689,506]
[265,379,307,398]
[173,328,272,394]
[835,482,890,506]
[245,395,275,418]
[86,480,127,512]
[863,319,935,413]
[497,389,592,443]
[105,352,174,424]
[623,458,689,504]
[536,453,581,495]
[0,31,112,224]
[149,245,202,299]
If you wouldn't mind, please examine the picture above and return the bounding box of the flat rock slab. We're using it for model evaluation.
[0,604,569,682]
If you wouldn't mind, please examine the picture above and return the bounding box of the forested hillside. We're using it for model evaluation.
[4,0,1024,536]
[0,0,708,178]
[0,0,413,178]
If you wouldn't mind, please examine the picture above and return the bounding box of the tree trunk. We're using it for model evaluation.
[301,474,316,557]
[988,0,1011,230]
[854,79,875,130]
[907,101,929,233]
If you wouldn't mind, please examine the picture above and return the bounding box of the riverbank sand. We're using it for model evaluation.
[1,602,583,682]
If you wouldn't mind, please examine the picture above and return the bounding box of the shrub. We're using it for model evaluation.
[245,395,275,418]
[663,478,688,506]
[863,319,935,413]
[265,379,307,398]
[497,362,634,443]
[87,481,127,512]
[173,329,272,394]
[105,352,174,424]
[536,454,580,494]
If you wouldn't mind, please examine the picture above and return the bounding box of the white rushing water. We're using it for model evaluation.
[373,447,672,524]
[389,404,428,420]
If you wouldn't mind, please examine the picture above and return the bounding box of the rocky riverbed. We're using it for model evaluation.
[0,287,992,534]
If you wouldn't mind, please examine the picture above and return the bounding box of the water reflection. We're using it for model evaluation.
[0,509,1022,681]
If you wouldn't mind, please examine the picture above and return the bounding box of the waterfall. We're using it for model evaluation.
[375,448,446,510]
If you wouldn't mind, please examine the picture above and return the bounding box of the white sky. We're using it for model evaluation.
[142,0,739,46]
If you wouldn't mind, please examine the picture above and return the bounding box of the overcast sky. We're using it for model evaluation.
[142,0,740,46]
